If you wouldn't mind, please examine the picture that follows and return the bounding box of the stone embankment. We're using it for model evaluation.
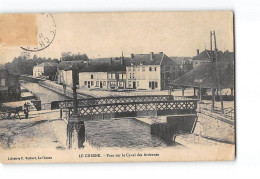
[38,80,90,99]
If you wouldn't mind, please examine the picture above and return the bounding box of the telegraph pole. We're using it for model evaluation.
[210,31,215,112]
[213,31,224,113]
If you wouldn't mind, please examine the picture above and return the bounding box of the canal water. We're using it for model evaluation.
[20,81,70,104]
[21,81,173,148]
[84,118,173,148]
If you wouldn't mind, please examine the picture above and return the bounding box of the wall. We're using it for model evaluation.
[58,70,73,86]
[79,72,108,89]
[126,65,161,90]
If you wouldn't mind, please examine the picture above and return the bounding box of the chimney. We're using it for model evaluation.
[121,51,124,65]
[131,54,134,60]
[150,52,154,61]
[197,49,199,55]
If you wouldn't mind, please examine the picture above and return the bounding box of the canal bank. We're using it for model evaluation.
[38,80,91,99]
[20,81,70,104]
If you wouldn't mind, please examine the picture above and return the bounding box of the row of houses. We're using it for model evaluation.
[55,52,180,91]
[33,49,228,91]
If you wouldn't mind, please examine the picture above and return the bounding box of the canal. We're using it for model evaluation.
[20,81,70,104]
[84,118,173,148]
[21,81,174,148]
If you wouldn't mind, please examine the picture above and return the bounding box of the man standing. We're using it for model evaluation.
[23,102,29,119]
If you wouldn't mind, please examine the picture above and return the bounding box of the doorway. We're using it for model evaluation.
[100,81,103,88]
[151,82,155,89]
[133,81,136,89]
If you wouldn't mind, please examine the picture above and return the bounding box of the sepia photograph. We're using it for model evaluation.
[0,11,235,163]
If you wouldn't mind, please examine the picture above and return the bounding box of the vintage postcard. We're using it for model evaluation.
[0,11,235,164]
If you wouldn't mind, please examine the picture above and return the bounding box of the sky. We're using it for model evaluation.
[0,11,234,64]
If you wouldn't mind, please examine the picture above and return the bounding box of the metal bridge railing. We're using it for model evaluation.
[51,95,175,110]
[64,100,198,120]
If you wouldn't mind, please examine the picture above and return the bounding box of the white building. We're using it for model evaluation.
[79,72,108,89]
[126,52,178,90]
[33,64,44,78]
[57,60,84,86]
[33,62,58,80]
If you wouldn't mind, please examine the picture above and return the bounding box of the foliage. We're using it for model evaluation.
[61,52,89,62]
[4,55,59,75]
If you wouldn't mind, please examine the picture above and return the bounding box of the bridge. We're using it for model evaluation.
[50,95,199,148]
[51,95,197,120]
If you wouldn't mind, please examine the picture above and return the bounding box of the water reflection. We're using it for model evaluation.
[84,118,175,148]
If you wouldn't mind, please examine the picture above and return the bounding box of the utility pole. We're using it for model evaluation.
[67,63,85,149]
[210,31,215,112]
[213,31,224,113]
[72,64,79,115]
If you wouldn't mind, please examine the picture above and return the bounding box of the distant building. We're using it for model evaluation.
[33,62,58,80]
[57,60,85,86]
[193,49,223,68]
[78,57,127,90]
[108,71,127,89]
[126,52,178,90]
[170,56,193,76]
[0,65,21,103]
[79,72,108,89]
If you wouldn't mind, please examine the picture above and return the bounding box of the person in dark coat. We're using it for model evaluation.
[24,102,29,119]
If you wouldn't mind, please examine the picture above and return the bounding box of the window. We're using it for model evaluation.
[103,81,106,86]
[142,67,145,72]
[128,81,132,87]
[91,74,94,79]
[110,81,116,86]
[130,73,132,79]
[133,67,135,72]
[155,67,157,71]
[149,81,151,88]
[96,81,99,87]
[84,81,88,85]
[133,73,135,79]
[119,81,123,87]
[123,74,126,79]
[149,67,152,71]
[155,82,158,88]
[112,73,116,79]
[91,81,94,86]
[0,79,5,86]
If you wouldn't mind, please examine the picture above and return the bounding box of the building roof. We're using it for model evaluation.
[35,62,58,67]
[193,50,223,61]
[170,57,192,65]
[127,53,164,66]
[58,60,84,70]
[90,57,120,64]
[81,63,126,72]
[218,51,234,63]
[171,52,234,89]
[0,64,6,70]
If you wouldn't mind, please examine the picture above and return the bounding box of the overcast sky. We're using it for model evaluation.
[0,11,234,64]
